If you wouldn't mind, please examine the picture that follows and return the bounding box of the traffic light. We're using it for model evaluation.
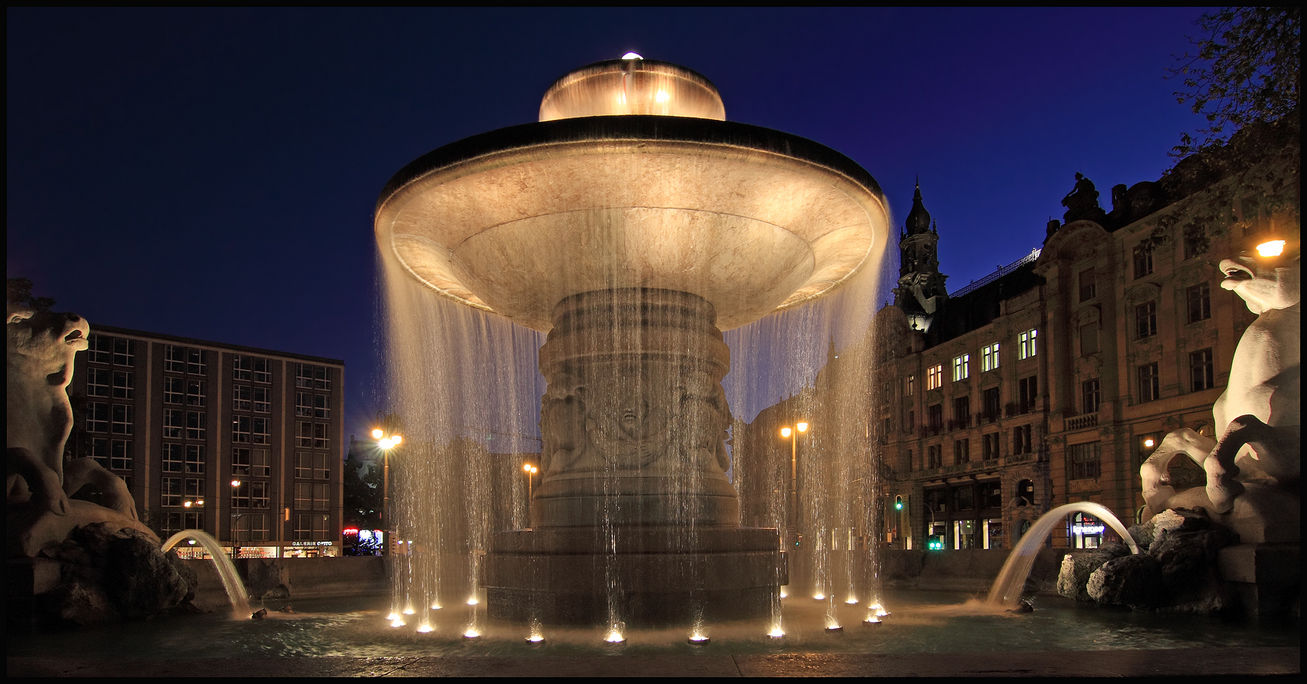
[894,495,903,511]
[927,535,944,551]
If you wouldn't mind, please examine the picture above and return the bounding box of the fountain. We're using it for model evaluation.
[985,502,1138,609]
[161,530,250,615]
[374,56,888,630]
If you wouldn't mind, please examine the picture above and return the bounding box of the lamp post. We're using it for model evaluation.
[230,479,241,559]
[522,463,538,500]
[371,426,402,555]
[779,421,809,542]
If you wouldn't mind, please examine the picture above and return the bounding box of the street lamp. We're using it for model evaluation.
[779,421,809,541]
[522,463,538,500]
[230,479,241,559]
[372,425,403,555]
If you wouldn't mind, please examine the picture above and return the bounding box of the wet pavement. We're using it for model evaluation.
[8,646,1300,678]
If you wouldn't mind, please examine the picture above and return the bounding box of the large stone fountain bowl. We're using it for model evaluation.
[375,115,889,332]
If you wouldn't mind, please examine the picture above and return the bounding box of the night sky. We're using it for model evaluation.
[6,7,1211,440]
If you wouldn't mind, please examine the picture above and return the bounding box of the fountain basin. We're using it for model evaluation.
[375,115,887,332]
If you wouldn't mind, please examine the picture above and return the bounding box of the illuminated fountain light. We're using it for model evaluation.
[869,601,890,617]
[767,624,786,640]
[415,622,434,633]
[824,617,844,633]
[844,595,859,605]
[525,633,546,645]
[621,51,643,60]
[812,592,827,601]
[604,628,626,645]
[388,615,406,628]
[430,602,442,610]
[463,627,481,640]
[402,605,416,615]
[466,596,480,606]
[687,631,710,645]
[779,587,789,599]
[863,613,883,626]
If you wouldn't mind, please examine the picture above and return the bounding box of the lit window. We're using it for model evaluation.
[952,354,970,382]
[981,343,1000,372]
[1018,329,1038,360]
[927,364,943,390]
[904,374,915,396]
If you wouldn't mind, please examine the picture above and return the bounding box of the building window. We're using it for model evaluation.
[1012,424,1033,455]
[1018,376,1038,414]
[927,364,943,390]
[187,348,206,375]
[927,404,943,432]
[110,440,132,470]
[1078,267,1096,302]
[185,444,205,474]
[162,443,183,473]
[251,448,271,478]
[981,343,1000,372]
[186,380,206,407]
[1133,243,1154,279]
[1135,301,1157,339]
[296,392,314,418]
[982,432,1000,461]
[1190,348,1215,392]
[251,416,270,445]
[297,421,314,447]
[1082,378,1101,414]
[296,363,330,390]
[927,444,942,469]
[232,447,251,477]
[234,355,270,383]
[1080,323,1099,355]
[111,404,133,435]
[164,345,186,373]
[232,415,251,444]
[1183,230,1206,259]
[88,335,113,364]
[1068,442,1102,480]
[1018,329,1037,360]
[110,371,134,399]
[1137,362,1160,403]
[904,374,915,396]
[163,408,184,439]
[233,385,251,412]
[88,368,110,397]
[982,387,1000,422]
[251,481,270,509]
[952,354,970,382]
[903,407,914,432]
[162,477,182,507]
[252,386,271,414]
[1186,282,1211,323]
[954,438,970,464]
[112,338,134,366]
[252,358,271,384]
[952,395,970,428]
[164,376,185,404]
[88,402,109,433]
[185,411,206,441]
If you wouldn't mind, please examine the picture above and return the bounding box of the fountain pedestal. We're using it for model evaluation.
[484,289,782,625]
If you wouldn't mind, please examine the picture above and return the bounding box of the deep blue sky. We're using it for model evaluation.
[7,7,1210,440]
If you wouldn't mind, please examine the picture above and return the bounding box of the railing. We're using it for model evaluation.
[950,248,1042,297]
[1065,414,1099,430]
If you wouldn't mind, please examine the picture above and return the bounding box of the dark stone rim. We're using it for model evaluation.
[375,116,884,215]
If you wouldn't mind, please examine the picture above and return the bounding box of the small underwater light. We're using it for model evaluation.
[767,626,785,639]
[812,593,826,601]
[466,597,480,606]
[864,615,882,625]
[688,633,710,645]
[825,624,844,633]
[431,602,442,610]
[463,628,481,639]
[845,596,859,605]
[779,588,788,598]
[402,606,415,615]
[525,634,546,645]
[416,623,434,633]
[605,630,626,644]
[388,618,406,628]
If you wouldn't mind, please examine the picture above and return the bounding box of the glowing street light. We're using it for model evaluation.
[1256,239,1286,257]
[372,421,403,555]
[779,421,809,540]
[229,479,242,559]
[523,462,539,501]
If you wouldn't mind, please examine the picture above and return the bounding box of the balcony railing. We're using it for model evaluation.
[1065,414,1099,431]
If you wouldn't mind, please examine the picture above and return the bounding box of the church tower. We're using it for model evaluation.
[893,182,949,332]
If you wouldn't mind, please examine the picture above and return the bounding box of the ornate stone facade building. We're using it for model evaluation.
[739,117,1299,551]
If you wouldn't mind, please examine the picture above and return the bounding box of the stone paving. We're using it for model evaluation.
[7,646,1299,678]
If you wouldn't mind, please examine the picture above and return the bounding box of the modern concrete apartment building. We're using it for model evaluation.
[65,325,346,558]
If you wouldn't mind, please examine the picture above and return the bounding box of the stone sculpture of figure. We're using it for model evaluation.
[7,294,152,558]
[1140,238,1300,526]
[1061,172,1102,223]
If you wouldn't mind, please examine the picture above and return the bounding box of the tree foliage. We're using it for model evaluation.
[1170,6,1301,156]
[7,277,56,312]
